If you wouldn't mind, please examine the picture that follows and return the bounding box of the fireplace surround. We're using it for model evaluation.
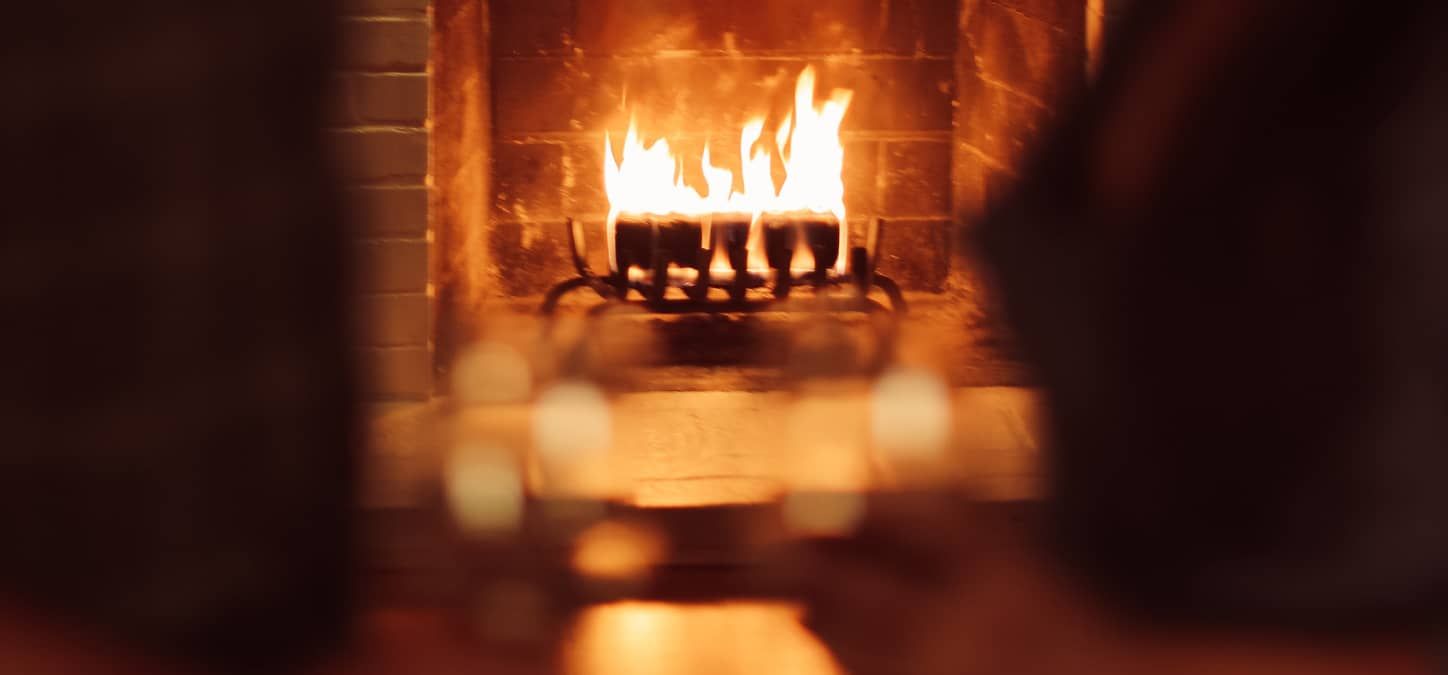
[335,0,1131,511]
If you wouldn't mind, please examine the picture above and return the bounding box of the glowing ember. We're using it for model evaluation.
[603,66,853,276]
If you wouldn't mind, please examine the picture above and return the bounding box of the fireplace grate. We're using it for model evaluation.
[540,216,906,315]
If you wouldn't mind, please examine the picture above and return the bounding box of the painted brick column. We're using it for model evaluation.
[333,0,433,401]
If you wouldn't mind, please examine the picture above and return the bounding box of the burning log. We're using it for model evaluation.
[714,214,752,302]
[762,218,798,299]
[613,215,706,271]
[613,211,846,301]
[802,216,841,284]
[612,214,652,279]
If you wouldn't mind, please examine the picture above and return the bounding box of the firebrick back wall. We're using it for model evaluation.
[489,0,961,295]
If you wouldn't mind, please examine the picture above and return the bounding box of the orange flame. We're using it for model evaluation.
[603,66,853,277]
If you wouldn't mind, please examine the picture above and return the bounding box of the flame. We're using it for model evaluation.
[604,66,853,276]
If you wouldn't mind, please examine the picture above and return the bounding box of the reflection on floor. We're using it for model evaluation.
[418,386,1044,511]
[564,602,840,675]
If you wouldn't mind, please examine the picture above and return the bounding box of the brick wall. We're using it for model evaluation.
[954,0,1088,220]
[487,0,961,294]
[333,0,433,401]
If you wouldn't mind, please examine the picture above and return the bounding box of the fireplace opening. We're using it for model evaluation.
[349,4,1111,569]
[386,0,1098,513]
[425,0,1095,390]
[340,1,1104,600]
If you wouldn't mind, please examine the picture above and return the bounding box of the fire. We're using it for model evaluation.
[603,66,853,276]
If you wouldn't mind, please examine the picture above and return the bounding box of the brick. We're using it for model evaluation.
[555,58,954,137]
[493,0,574,55]
[493,143,564,220]
[726,0,882,54]
[885,0,959,55]
[883,140,951,217]
[576,0,733,54]
[875,218,950,290]
[989,0,1086,34]
[359,347,433,399]
[489,221,570,296]
[499,57,953,138]
[572,0,958,56]
[340,0,429,13]
[956,69,1052,165]
[843,139,880,218]
[569,58,779,135]
[825,59,955,132]
[952,143,990,224]
[355,240,429,293]
[515,217,610,274]
[346,186,429,236]
[492,58,578,133]
[350,73,429,124]
[338,18,429,71]
[356,293,430,346]
[565,141,610,218]
[332,129,429,183]
[964,0,1086,104]
[578,219,612,274]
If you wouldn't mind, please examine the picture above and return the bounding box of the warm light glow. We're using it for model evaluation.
[532,380,614,496]
[604,66,853,276]
[571,519,667,581]
[565,603,843,675]
[871,368,952,461]
[452,341,532,405]
[782,390,871,535]
[787,393,872,491]
[445,444,524,535]
[782,491,866,537]
[534,380,612,459]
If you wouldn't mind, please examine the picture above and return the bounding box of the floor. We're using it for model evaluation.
[326,602,841,675]
[357,371,1051,673]
[348,298,1438,675]
[366,386,1044,510]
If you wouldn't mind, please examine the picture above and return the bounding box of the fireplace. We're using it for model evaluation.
[336,0,1127,515]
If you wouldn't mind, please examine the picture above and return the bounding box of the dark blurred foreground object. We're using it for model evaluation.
[0,1,353,671]
[979,0,1448,629]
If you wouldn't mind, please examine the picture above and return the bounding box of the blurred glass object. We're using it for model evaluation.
[782,491,866,538]
[564,602,843,675]
[782,381,872,536]
[870,367,952,486]
[445,443,524,536]
[571,519,667,582]
[533,379,615,497]
[453,341,533,405]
